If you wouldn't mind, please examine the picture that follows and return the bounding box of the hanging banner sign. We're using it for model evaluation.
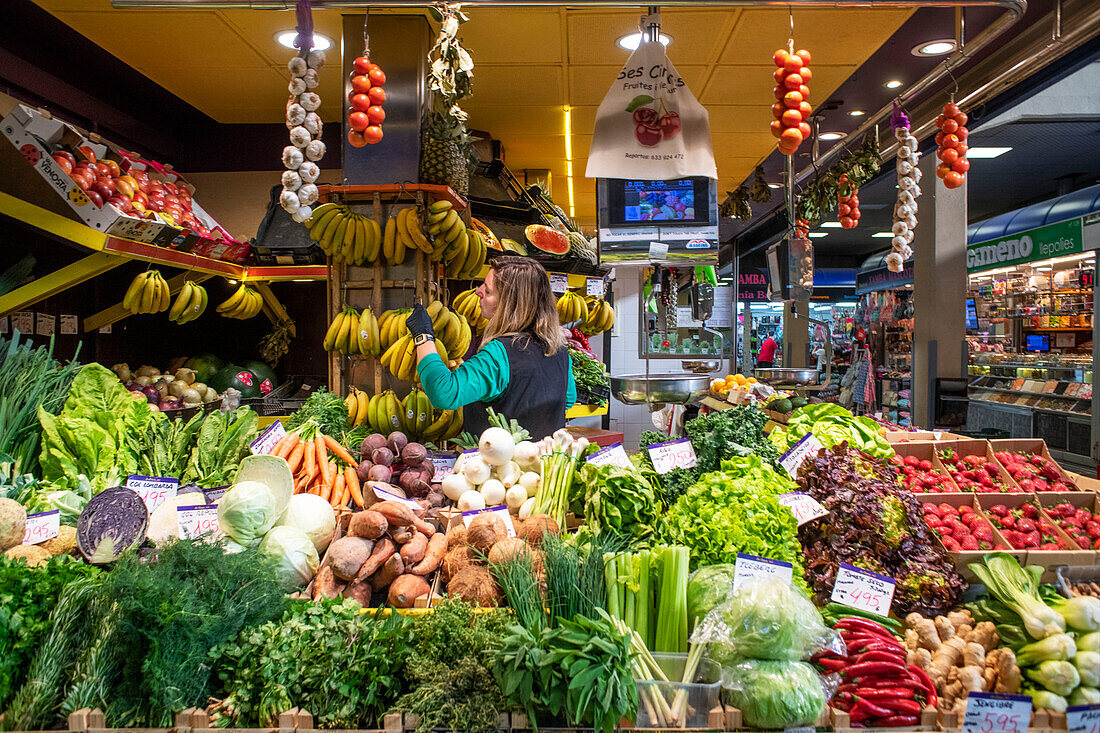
[967,218,1083,273]
[585,14,716,181]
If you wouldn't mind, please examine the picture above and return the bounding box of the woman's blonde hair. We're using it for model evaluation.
[481,257,567,356]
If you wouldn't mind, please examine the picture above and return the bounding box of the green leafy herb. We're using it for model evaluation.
[569,348,610,406]
[181,408,259,487]
[576,461,660,546]
[286,388,348,438]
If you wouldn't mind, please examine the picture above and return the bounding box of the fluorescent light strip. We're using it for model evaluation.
[966,147,1012,159]
[820,222,842,228]
[872,232,894,238]
[563,106,575,219]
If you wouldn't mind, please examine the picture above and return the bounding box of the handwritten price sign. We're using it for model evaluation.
[373,485,422,511]
[647,438,697,475]
[1068,705,1100,733]
[733,553,793,592]
[586,277,605,297]
[22,510,60,545]
[203,486,229,503]
[963,693,1032,733]
[777,492,828,526]
[586,442,633,469]
[549,272,569,294]
[126,475,179,514]
[831,563,896,617]
[780,433,824,478]
[462,505,516,537]
[250,421,286,455]
[176,505,220,540]
[430,453,458,483]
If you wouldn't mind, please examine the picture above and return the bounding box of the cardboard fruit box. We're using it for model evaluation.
[920,494,1025,583]
[1033,492,1100,556]
[935,439,1024,493]
[988,438,1078,489]
[894,441,966,498]
[972,493,1097,570]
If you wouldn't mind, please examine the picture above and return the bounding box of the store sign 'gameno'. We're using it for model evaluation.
[966,218,1083,272]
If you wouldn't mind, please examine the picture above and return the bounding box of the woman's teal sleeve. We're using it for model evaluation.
[566,354,577,408]
[418,340,510,410]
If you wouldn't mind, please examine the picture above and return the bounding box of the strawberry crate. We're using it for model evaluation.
[890,441,964,496]
[920,495,1024,582]
[934,439,1023,493]
[1033,493,1100,553]
[973,494,1096,569]
[989,439,1080,492]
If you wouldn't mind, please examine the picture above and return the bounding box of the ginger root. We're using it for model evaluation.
[910,647,932,671]
[947,609,974,629]
[990,648,1021,694]
[966,621,999,652]
[929,636,967,690]
[935,616,956,641]
[911,617,943,652]
[963,641,986,668]
[905,628,920,651]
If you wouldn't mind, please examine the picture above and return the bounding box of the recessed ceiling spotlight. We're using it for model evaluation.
[885,79,904,89]
[912,39,958,57]
[819,132,844,141]
[767,182,783,189]
[617,32,672,50]
[276,30,333,51]
[848,110,865,117]
[967,147,1013,158]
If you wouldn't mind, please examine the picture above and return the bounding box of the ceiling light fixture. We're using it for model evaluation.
[872,232,894,238]
[808,232,829,238]
[819,132,844,141]
[966,146,1013,158]
[821,222,842,228]
[885,79,903,89]
[767,182,783,189]
[276,30,333,52]
[563,106,575,219]
[848,110,865,117]
[912,39,958,57]
[617,32,671,51]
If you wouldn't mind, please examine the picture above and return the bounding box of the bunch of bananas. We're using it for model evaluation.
[556,291,589,325]
[378,308,411,351]
[451,288,488,334]
[323,306,382,356]
[217,283,264,320]
[308,203,383,266]
[427,200,487,278]
[429,300,473,362]
[168,280,209,324]
[579,296,615,336]
[349,387,464,442]
[382,206,434,266]
[381,329,449,382]
[122,270,171,315]
[377,301,471,382]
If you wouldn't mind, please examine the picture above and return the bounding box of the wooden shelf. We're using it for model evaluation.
[1021,326,1093,332]
[316,184,467,210]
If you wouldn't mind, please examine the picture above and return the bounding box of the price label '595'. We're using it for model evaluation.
[963,693,1032,733]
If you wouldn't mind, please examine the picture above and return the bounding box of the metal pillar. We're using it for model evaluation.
[783,300,810,368]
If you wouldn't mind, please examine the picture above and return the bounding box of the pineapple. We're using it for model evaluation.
[420,112,472,199]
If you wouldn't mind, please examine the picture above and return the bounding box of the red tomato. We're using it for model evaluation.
[840,215,855,229]
[936,162,952,179]
[773,68,786,84]
[939,147,959,164]
[770,120,783,138]
[781,109,803,127]
[799,85,810,100]
[941,133,960,149]
[351,75,372,94]
[773,85,786,101]
[941,119,959,134]
[799,66,812,82]
[349,111,370,132]
[772,102,784,119]
[798,101,813,118]
[350,93,372,112]
[364,125,384,144]
[783,90,803,108]
[935,131,946,146]
[795,49,811,65]
[935,114,946,128]
[773,49,790,67]
[955,142,968,157]
[955,126,969,141]
[954,112,968,126]
[798,121,812,139]
[368,67,386,86]
[367,105,386,125]
[943,171,964,189]
[51,154,73,174]
[353,56,372,74]
[783,54,803,73]
[780,127,803,147]
[943,102,961,118]
[850,207,861,220]
[848,195,859,208]
[778,142,797,156]
[838,203,851,216]
[347,129,368,148]
[952,157,970,174]
[784,73,803,91]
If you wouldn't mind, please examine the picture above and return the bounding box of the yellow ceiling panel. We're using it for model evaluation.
[719,8,914,66]
[468,65,564,106]
[700,64,855,108]
[707,106,779,135]
[461,7,564,65]
[145,66,298,124]
[711,133,785,161]
[566,9,738,66]
[568,64,710,107]
[466,105,564,136]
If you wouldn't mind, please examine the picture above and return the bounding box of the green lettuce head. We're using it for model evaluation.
[217,480,279,546]
[724,660,826,728]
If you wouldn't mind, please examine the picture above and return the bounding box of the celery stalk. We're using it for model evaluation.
[624,553,636,631]
[635,551,650,645]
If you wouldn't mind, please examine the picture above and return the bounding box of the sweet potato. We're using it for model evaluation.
[342,578,372,606]
[329,536,375,581]
[400,532,429,565]
[371,500,435,536]
[370,553,404,590]
[389,574,430,608]
[357,538,395,580]
[311,566,344,600]
[411,532,447,575]
[390,525,414,544]
[348,510,388,539]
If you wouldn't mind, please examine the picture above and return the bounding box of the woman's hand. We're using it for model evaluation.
[405,303,435,338]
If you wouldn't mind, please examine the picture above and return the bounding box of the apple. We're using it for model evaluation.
[92,181,115,201]
[85,189,104,207]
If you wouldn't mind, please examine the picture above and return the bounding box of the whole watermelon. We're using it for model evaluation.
[184,353,224,384]
[210,365,261,399]
[243,360,277,396]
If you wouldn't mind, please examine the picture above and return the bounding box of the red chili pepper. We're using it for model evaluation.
[878,698,922,714]
[874,714,920,726]
[838,682,858,693]
[862,677,926,691]
[908,664,938,708]
[849,640,905,655]
[835,618,898,638]
[851,650,906,665]
[854,697,893,717]
[817,657,848,672]
[842,661,907,678]
[834,691,855,703]
[853,687,916,700]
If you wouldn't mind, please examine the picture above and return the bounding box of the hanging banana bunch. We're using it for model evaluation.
[306,202,383,266]
[217,283,264,320]
[556,291,589,325]
[122,270,171,315]
[451,288,488,335]
[579,296,616,336]
[168,280,209,324]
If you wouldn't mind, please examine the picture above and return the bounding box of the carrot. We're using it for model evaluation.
[339,483,351,509]
[286,442,306,475]
[315,435,330,485]
[302,438,317,483]
[272,431,299,459]
[331,473,346,509]
[323,434,359,467]
[345,466,365,508]
[318,481,331,502]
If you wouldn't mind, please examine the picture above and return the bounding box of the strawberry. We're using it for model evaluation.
[1086,521,1100,539]
[989,504,1008,517]
[1075,508,1092,525]
[960,536,980,551]
[973,525,994,542]
[942,537,961,552]
[1016,518,1036,533]
[1022,504,1039,519]
[1038,542,1061,551]
[1075,536,1092,550]
[904,455,920,467]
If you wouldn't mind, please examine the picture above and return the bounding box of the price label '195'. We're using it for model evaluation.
[126,475,179,514]
[177,505,220,540]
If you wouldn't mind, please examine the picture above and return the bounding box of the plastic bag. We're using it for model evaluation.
[723,660,833,728]
[690,578,841,664]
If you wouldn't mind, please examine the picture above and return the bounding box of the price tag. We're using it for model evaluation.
[649,241,669,260]
[250,421,286,455]
[176,504,220,539]
[126,475,179,514]
[647,438,697,475]
[777,492,828,526]
[462,505,516,537]
[22,510,60,545]
[586,277,605,297]
[430,453,458,482]
[549,272,569,293]
[13,311,34,334]
[36,313,56,336]
[962,693,1032,733]
[99,324,112,334]
[585,442,633,469]
[733,553,793,592]
[831,563,896,617]
[60,315,78,335]
[933,431,944,440]
[203,486,229,503]
[780,433,824,478]
[372,484,422,511]
[1067,704,1100,733]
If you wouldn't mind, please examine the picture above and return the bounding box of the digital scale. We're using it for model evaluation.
[595,176,719,264]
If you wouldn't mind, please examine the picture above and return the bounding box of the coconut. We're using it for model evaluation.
[488,537,531,566]
[467,514,507,555]
[441,545,477,581]
[446,526,468,549]
[447,566,501,607]
[518,514,559,548]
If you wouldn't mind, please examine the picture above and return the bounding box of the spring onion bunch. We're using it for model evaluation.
[531,429,588,527]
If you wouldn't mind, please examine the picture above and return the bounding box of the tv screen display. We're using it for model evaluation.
[1026,334,1050,352]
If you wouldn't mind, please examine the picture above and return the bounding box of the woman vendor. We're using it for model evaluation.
[406,256,576,440]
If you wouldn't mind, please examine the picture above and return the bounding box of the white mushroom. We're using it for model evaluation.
[282,145,304,169]
[281,170,302,191]
[298,161,320,183]
[305,139,326,161]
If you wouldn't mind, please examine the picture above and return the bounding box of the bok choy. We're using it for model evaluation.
[969,554,1065,639]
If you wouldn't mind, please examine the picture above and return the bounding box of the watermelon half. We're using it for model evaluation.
[525,224,570,256]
